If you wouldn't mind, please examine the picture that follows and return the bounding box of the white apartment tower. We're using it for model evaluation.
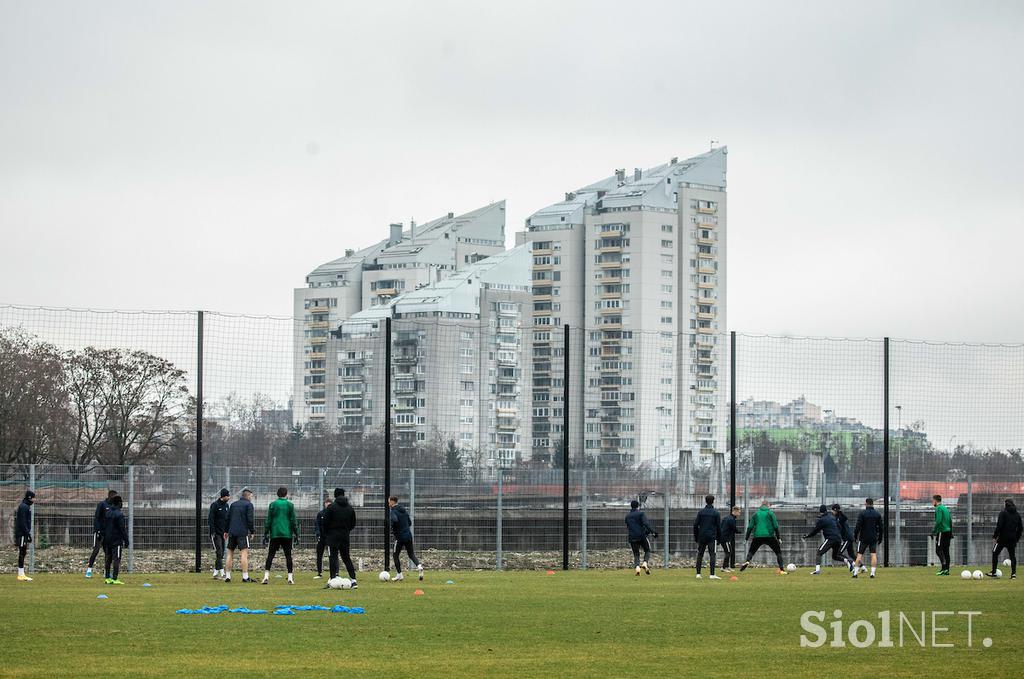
[294,202,507,426]
[336,246,532,468]
[517,148,728,468]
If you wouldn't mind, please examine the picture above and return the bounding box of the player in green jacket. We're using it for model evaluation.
[932,494,953,575]
[262,487,299,585]
[739,501,787,574]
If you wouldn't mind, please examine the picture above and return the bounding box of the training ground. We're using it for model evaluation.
[1,567,1019,678]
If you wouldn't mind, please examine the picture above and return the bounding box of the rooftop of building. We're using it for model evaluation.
[527,147,727,228]
[305,201,506,283]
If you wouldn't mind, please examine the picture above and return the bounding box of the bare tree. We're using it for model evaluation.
[0,329,68,467]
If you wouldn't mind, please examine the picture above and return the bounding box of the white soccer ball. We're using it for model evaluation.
[379,570,391,582]
[786,563,797,572]
[339,578,353,589]
[1004,558,1012,567]
[327,577,344,589]
[960,570,972,579]
[995,569,1003,578]
[972,569,984,580]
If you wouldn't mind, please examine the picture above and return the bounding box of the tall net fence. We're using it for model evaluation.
[2,304,1022,572]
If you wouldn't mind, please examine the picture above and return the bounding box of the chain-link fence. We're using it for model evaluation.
[2,304,1023,572]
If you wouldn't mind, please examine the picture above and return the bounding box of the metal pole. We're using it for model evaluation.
[562,323,570,571]
[882,337,890,568]
[28,463,35,573]
[663,476,670,569]
[966,475,973,567]
[580,469,587,570]
[317,468,323,505]
[127,466,135,573]
[496,470,503,571]
[384,316,392,571]
[729,331,737,510]
[195,310,204,574]
[895,445,902,566]
[409,468,415,524]
[225,467,231,497]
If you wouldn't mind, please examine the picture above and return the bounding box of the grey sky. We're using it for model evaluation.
[2,0,1023,342]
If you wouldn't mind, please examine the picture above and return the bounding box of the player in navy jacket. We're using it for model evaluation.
[851,498,884,578]
[102,495,129,584]
[719,506,741,571]
[86,490,117,578]
[804,504,852,575]
[693,495,722,579]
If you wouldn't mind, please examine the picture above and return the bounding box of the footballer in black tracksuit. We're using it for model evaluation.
[693,499,721,576]
[14,491,34,574]
[315,499,330,577]
[88,493,115,571]
[102,498,129,581]
[322,489,357,582]
[719,511,740,569]
[804,505,851,572]
[832,506,856,563]
[208,491,230,573]
[625,502,656,571]
[990,499,1023,578]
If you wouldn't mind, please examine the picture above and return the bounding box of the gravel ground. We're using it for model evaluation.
[2,546,749,573]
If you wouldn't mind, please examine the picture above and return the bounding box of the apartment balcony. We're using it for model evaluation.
[600,275,622,285]
[600,321,622,330]
[394,382,416,394]
[341,373,364,382]
[598,259,623,269]
[307,320,329,330]
[394,419,416,428]
[497,374,518,383]
[597,244,622,254]
[697,311,716,321]
[697,206,717,215]
[599,227,623,237]
[393,401,415,411]
[498,306,518,317]
[695,411,715,421]
[496,418,519,430]
[697,280,715,290]
[374,287,398,297]
[696,236,716,246]
[394,354,418,365]
[696,355,714,365]
[697,382,716,392]
[307,351,326,361]
[340,423,362,433]
[309,336,327,345]
[697,266,716,276]
[533,261,553,271]
[601,290,622,299]
[341,403,363,412]
[395,338,418,347]
[532,247,552,256]
[700,446,717,455]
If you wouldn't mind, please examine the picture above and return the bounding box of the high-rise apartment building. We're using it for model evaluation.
[334,245,532,468]
[293,202,507,426]
[516,148,727,468]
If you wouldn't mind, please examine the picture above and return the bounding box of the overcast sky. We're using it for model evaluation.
[2,0,1023,342]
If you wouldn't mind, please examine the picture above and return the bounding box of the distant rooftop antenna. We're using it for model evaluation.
[709,139,719,150]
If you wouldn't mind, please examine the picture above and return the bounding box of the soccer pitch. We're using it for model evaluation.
[1,568,1018,678]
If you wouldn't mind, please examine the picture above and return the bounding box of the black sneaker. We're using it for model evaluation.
[739,562,749,572]
[351,581,358,589]
[985,572,997,578]
[224,577,231,583]
[1011,574,1017,579]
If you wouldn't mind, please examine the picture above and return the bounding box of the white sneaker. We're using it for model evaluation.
[418,565,424,581]
[635,566,641,576]
[709,574,722,580]
[696,574,702,579]
[861,566,869,573]
[394,572,404,581]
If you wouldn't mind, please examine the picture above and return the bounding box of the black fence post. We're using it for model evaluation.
[562,324,570,571]
[384,317,392,571]
[729,331,737,509]
[883,336,890,568]
[195,310,204,574]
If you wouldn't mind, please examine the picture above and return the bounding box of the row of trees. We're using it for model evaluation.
[0,329,192,473]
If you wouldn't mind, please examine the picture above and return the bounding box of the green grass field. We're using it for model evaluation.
[1,567,1019,678]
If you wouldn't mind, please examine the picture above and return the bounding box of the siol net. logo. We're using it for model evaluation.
[799,610,992,649]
